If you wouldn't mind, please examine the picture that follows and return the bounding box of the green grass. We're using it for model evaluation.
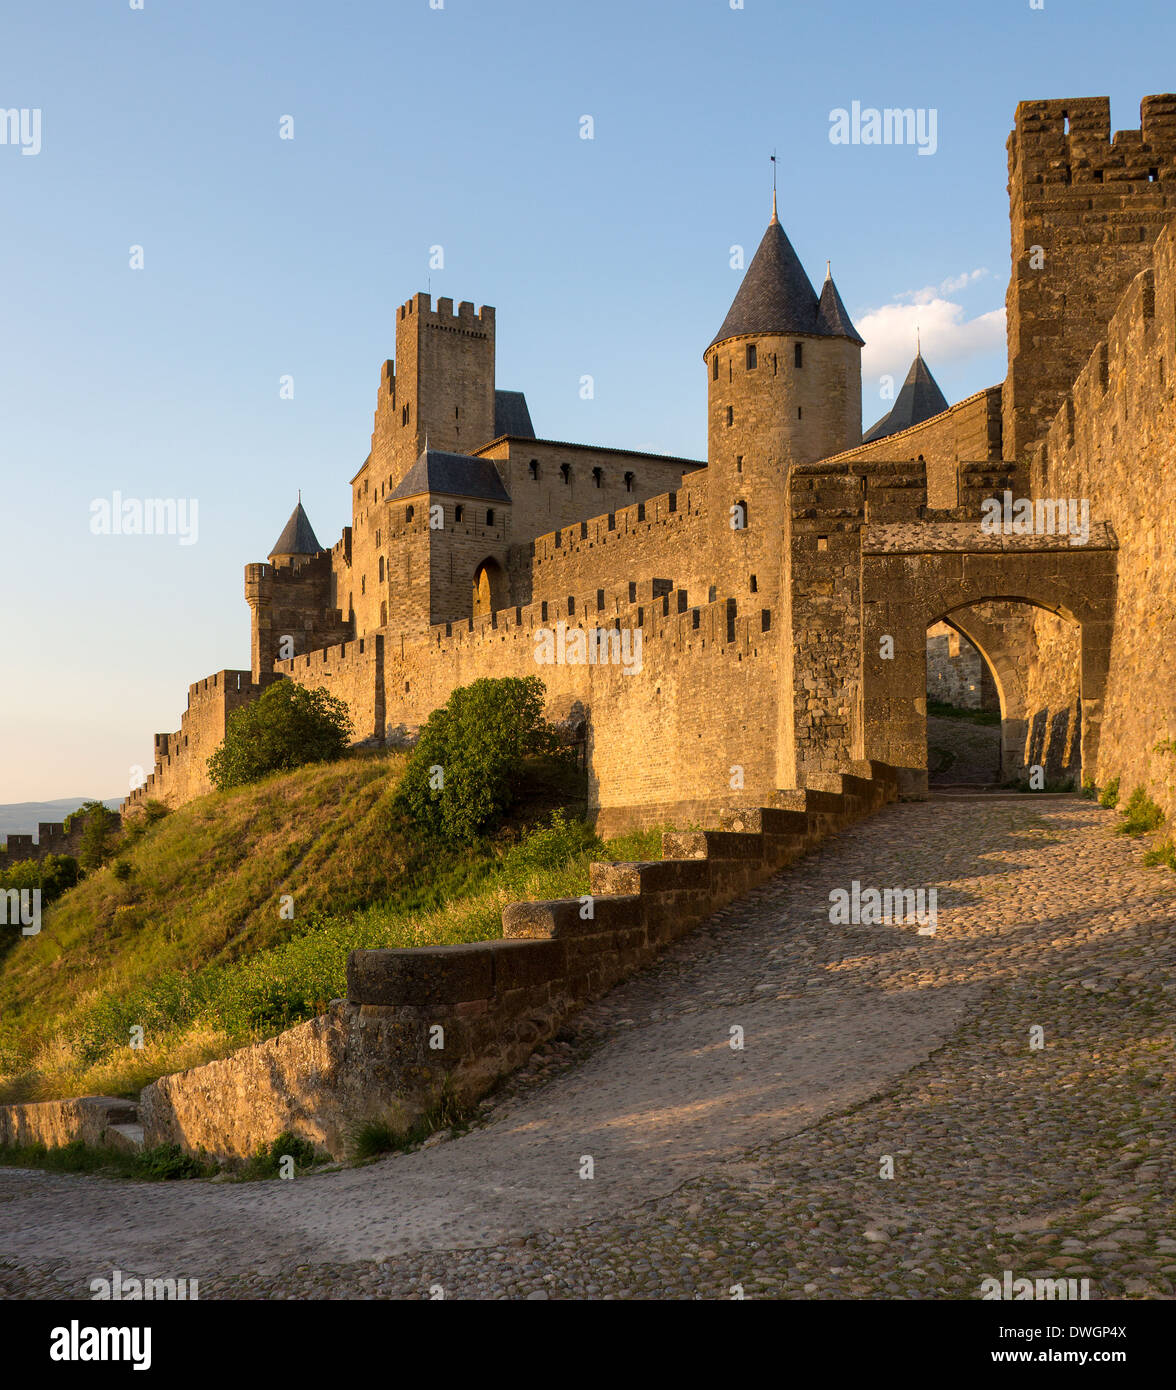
[0,752,664,1105]
[1116,786,1165,837]
[0,1139,214,1180]
[1098,776,1121,809]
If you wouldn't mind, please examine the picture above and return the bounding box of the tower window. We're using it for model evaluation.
[529,458,540,480]
[736,455,743,474]
[486,509,495,526]
[797,406,803,419]
[560,463,571,485]
[361,575,366,595]
[794,342,803,368]
[712,356,719,381]
[624,471,635,492]
[592,467,603,488]
[380,601,387,625]
[746,344,757,369]
[378,556,385,582]
[726,406,734,426]
[454,504,464,523]
[402,404,410,425]
[750,574,758,592]
[406,505,414,522]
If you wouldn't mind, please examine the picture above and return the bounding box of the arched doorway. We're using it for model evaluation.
[472,558,506,618]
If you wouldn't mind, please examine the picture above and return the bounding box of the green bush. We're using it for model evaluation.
[0,853,79,906]
[1098,776,1120,809]
[207,681,353,792]
[395,676,560,842]
[70,802,119,873]
[1116,786,1164,836]
[242,1131,318,1179]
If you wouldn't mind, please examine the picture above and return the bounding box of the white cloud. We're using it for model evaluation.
[857,288,1006,400]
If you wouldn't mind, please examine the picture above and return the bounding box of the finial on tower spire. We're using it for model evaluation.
[916,323,921,356]
[770,150,778,224]
[826,259,832,280]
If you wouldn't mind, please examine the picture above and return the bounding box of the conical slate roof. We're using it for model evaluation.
[269,499,323,558]
[862,350,949,443]
[710,205,863,349]
[710,213,820,348]
[816,268,865,345]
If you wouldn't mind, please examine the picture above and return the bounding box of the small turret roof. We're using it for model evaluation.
[269,499,323,558]
[862,350,949,442]
[709,206,863,349]
[816,266,865,345]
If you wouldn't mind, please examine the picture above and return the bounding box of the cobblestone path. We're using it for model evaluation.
[2,796,1172,1300]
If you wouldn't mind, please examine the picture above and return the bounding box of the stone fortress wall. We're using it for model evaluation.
[8,92,1176,855]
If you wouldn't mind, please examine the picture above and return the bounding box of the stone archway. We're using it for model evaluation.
[860,532,1116,795]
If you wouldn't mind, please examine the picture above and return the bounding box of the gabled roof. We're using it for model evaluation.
[389,448,511,503]
[269,500,323,558]
[494,389,535,440]
[862,350,950,443]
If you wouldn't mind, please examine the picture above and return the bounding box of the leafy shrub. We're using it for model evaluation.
[71,802,119,873]
[497,810,601,895]
[111,860,133,882]
[242,1131,318,1179]
[1116,786,1164,836]
[1098,777,1120,809]
[394,676,560,842]
[207,681,353,792]
[132,1143,215,1180]
[0,853,79,906]
[120,800,170,848]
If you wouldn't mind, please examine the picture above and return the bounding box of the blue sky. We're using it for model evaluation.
[2,0,1174,803]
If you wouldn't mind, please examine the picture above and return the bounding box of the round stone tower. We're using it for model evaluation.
[702,196,863,604]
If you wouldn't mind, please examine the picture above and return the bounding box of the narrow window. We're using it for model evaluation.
[797,406,803,419]
[405,505,414,522]
[378,556,385,582]
[712,356,719,380]
[560,462,571,485]
[624,471,635,492]
[454,504,464,523]
[361,575,366,595]
[529,458,540,480]
[592,466,603,488]
[380,601,387,625]
[750,574,758,593]
[736,455,743,474]
[794,342,803,368]
[746,344,757,369]
[486,508,495,526]
[726,405,734,426]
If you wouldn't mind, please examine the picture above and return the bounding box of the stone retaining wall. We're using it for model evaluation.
[3,763,898,1163]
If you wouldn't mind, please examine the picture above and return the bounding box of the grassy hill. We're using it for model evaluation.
[0,750,658,1106]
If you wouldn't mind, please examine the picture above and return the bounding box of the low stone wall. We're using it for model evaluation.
[135,761,897,1161]
[3,763,898,1164]
[0,1095,140,1154]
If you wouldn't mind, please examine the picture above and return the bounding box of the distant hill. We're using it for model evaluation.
[0,798,122,840]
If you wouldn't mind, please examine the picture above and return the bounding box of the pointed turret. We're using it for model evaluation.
[862,348,949,442]
[268,497,324,562]
[710,213,863,349]
[709,212,822,348]
[816,263,865,345]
